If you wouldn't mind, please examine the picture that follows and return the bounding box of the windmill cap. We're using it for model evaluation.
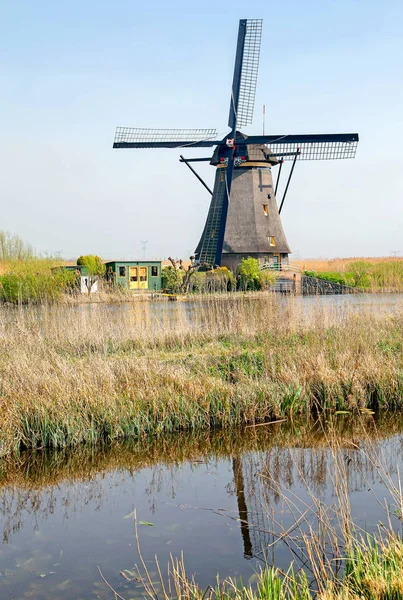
[210,132,279,166]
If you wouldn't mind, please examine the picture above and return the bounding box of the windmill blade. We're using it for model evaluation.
[228,19,263,131]
[202,19,263,267]
[113,127,218,149]
[242,133,359,161]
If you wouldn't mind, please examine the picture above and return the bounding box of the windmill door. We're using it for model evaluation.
[138,266,148,290]
[129,266,139,290]
[272,255,281,270]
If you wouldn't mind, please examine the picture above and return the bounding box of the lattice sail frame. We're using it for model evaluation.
[236,19,263,128]
[114,127,218,145]
[246,140,358,161]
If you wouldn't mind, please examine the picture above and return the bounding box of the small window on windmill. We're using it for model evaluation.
[119,266,126,277]
[263,204,269,216]
[268,236,276,247]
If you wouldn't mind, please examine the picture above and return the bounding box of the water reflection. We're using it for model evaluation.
[0,416,403,599]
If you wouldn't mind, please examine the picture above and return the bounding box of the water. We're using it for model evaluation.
[1,292,402,341]
[1,417,403,600]
[0,293,402,597]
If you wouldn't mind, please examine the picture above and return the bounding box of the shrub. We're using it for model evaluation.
[0,259,76,304]
[346,261,372,288]
[206,267,235,292]
[259,269,277,289]
[237,257,261,290]
[161,266,183,293]
[76,255,105,276]
[316,272,346,286]
[188,271,206,293]
[76,255,105,293]
[186,268,235,293]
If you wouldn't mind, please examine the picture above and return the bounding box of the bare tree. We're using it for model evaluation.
[0,230,33,261]
[167,256,197,293]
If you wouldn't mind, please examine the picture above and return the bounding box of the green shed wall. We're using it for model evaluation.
[104,261,162,291]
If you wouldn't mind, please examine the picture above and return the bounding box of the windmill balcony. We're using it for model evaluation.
[260,263,300,273]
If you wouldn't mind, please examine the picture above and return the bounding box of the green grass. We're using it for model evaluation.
[304,260,403,291]
[304,271,347,286]
[132,535,403,600]
[0,257,75,304]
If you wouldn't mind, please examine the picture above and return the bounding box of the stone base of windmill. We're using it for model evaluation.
[221,253,301,295]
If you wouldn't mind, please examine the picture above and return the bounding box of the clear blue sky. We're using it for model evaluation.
[1,0,402,259]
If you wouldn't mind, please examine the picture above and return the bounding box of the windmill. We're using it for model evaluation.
[113,19,358,270]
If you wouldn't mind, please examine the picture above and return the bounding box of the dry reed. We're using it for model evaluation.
[295,256,403,273]
[0,295,401,457]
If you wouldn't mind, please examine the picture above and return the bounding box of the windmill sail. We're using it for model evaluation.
[228,19,263,130]
[238,133,359,161]
[198,19,264,267]
[113,128,218,149]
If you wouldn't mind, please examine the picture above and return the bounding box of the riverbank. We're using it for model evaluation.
[1,256,403,306]
[2,413,401,483]
[0,296,402,457]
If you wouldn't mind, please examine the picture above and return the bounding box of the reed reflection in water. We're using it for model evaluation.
[0,416,403,599]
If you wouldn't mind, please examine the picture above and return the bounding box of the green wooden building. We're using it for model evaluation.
[104,260,162,291]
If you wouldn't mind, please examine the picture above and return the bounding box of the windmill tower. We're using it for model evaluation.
[113,19,358,271]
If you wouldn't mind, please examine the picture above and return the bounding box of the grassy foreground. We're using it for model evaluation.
[133,535,403,600]
[0,296,402,457]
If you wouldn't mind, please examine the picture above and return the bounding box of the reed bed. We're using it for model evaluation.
[296,256,403,273]
[2,414,401,488]
[296,257,403,292]
[0,295,402,457]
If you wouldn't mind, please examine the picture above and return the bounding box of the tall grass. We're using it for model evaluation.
[297,258,403,292]
[0,257,74,304]
[0,296,401,457]
[296,256,403,272]
[128,534,403,600]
